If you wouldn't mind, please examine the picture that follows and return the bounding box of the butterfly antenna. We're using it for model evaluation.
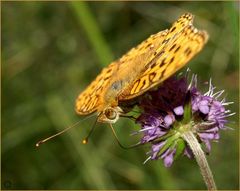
[82,115,98,144]
[36,114,96,147]
[109,123,142,149]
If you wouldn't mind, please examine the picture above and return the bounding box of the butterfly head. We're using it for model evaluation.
[98,106,123,124]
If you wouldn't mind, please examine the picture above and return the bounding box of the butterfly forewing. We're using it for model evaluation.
[76,31,168,115]
[75,13,209,119]
[75,62,117,115]
[118,30,168,67]
[118,15,208,100]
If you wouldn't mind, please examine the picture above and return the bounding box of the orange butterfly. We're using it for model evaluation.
[76,13,208,125]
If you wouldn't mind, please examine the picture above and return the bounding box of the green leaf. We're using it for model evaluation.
[152,130,176,143]
[156,134,179,158]
[182,100,192,124]
[69,2,113,67]
[173,138,186,160]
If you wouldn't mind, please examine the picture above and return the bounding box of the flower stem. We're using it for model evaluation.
[182,131,217,190]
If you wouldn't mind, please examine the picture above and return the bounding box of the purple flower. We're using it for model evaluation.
[136,74,234,167]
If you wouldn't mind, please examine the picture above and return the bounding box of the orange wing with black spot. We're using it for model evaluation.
[76,30,168,115]
[75,62,117,115]
[118,13,208,100]
[76,13,208,116]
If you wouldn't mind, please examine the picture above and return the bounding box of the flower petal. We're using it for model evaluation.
[164,114,175,128]
[174,106,184,116]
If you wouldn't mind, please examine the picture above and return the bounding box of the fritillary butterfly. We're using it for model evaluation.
[76,13,209,124]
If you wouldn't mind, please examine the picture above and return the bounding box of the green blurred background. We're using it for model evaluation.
[2,1,239,190]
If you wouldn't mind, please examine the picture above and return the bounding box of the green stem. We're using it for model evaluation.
[182,131,217,191]
[69,1,113,67]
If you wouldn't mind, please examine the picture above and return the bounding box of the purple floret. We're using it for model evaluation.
[136,74,234,167]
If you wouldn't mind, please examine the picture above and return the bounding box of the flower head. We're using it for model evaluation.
[135,73,234,167]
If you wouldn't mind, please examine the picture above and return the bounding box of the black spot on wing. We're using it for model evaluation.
[131,79,140,94]
[150,62,157,69]
[160,58,167,67]
[162,38,170,44]
[169,44,176,51]
[106,68,112,74]
[169,57,175,64]
[184,47,192,56]
[142,79,146,87]
[149,72,156,82]
[170,26,176,32]
[174,45,181,53]
[160,68,166,79]
[104,76,110,80]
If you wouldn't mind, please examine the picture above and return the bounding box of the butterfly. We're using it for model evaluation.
[75,13,209,124]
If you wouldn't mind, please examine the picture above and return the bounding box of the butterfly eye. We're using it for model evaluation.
[104,108,117,120]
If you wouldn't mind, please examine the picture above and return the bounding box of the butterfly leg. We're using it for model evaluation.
[109,123,142,149]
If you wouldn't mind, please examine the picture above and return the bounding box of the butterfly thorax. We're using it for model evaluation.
[97,79,129,123]
[98,67,143,123]
[102,58,148,106]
